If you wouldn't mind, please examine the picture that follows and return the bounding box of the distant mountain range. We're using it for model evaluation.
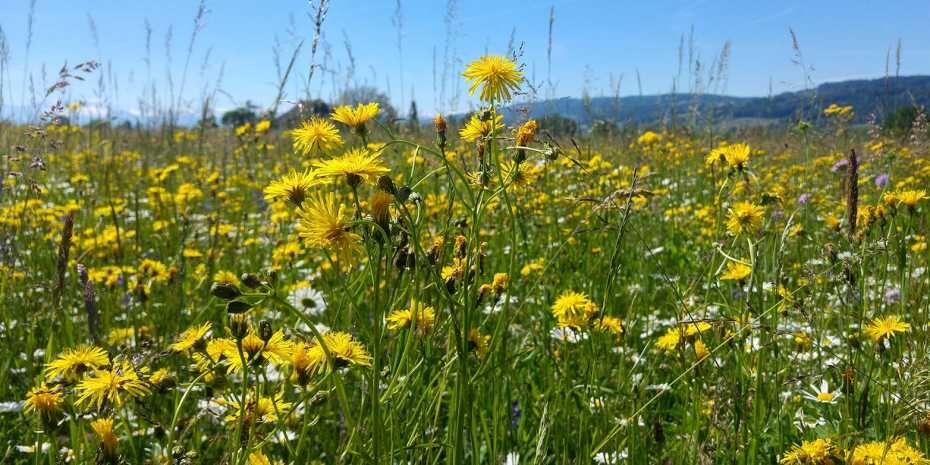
[496,75,930,127]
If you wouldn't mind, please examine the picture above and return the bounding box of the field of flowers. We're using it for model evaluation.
[3,54,930,464]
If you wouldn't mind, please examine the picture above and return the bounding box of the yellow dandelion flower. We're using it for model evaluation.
[468,328,491,357]
[864,314,910,343]
[213,270,240,286]
[263,169,318,206]
[719,261,753,281]
[44,344,110,381]
[219,392,291,424]
[292,117,343,154]
[515,119,538,146]
[90,418,119,459]
[551,291,599,329]
[594,315,624,336]
[331,102,380,132]
[169,322,212,352]
[726,202,764,236]
[76,361,151,410]
[312,148,390,187]
[386,301,436,334]
[459,113,505,142]
[896,189,927,208]
[326,331,372,367]
[298,192,361,259]
[462,55,523,102]
[656,327,682,352]
[24,384,62,422]
[779,438,837,465]
[637,131,661,146]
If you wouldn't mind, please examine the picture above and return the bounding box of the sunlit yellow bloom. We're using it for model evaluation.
[24,384,62,423]
[463,55,523,102]
[726,202,764,236]
[331,102,380,132]
[169,322,212,352]
[386,301,436,334]
[298,192,361,260]
[459,113,504,142]
[593,315,623,336]
[864,314,910,343]
[719,261,752,281]
[515,119,538,146]
[312,148,390,186]
[218,392,291,424]
[824,103,853,118]
[779,438,837,465]
[292,117,343,154]
[76,361,151,410]
[468,328,491,357]
[849,438,926,465]
[44,345,110,381]
[263,169,318,206]
[312,331,372,370]
[551,291,599,329]
[896,189,927,207]
[213,270,240,286]
[637,131,661,146]
[290,342,326,386]
[91,418,119,459]
[656,327,682,352]
[224,329,293,372]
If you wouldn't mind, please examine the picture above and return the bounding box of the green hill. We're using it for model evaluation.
[499,75,930,127]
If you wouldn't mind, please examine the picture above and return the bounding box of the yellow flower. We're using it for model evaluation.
[459,113,504,142]
[684,321,712,337]
[224,329,293,372]
[502,160,540,190]
[263,169,318,206]
[386,301,436,334]
[76,361,151,410]
[849,438,926,465]
[515,119,538,146]
[218,392,291,424]
[106,327,135,346]
[255,119,272,134]
[44,344,110,381]
[331,102,380,132]
[719,261,753,281]
[292,117,343,154]
[896,189,927,208]
[463,55,523,102]
[694,339,709,359]
[213,270,240,287]
[169,322,212,352]
[290,342,326,386]
[656,327,682,352]
[779,438,837,465]
[551,291,599,329]
[312,148,390,187]
[593,315,623,336]
[24,384,62,422]
[90,418,119,459]
[824,103,853,118]
[315,331,372,370]
[726,202,764,235]
[723,143,751,169]
[864,314,910,343]
[468,328,491,357]
[637,131,661,146]
[298,192,361,260]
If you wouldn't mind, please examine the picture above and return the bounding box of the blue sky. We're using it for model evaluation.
[1,0,928,119]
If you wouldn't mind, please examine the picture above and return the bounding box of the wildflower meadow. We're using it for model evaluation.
[3,2,930,465]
